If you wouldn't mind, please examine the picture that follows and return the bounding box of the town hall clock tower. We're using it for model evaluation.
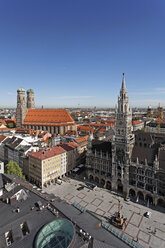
[112,73,135,195]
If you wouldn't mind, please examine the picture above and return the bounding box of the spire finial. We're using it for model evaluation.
[121,72,126,91]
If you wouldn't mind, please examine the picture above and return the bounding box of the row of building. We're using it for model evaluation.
[0,132,88,188]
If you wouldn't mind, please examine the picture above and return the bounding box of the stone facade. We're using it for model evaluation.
[128,132,165,207]
[23,123,76,135]
[86,136,112,189]
[86,74,165,207]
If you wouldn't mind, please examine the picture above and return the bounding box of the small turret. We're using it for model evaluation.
[145,158,148,166]
[153,154,159,170]
[136,157,139,165]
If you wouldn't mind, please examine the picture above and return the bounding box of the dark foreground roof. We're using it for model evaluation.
[0,174,129,248]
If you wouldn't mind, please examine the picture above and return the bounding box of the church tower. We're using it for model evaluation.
[27,89,35,109]
[111,73,134,195]
[16,88,27,128]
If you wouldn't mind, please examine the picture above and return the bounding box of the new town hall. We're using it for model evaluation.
[86,74,165,207]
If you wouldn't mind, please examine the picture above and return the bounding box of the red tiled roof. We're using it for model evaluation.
[0,135,7,142]
[83,123,113,127]
[104,120,115,124]
[155,119,164,123]
[35,130,40,136]
[29,146,66,160]
[77,126,94,132]
[0,119,16,126]
[64,130,78,135]
[0,125,9,130]
[58,143,74,152]
[98,128,106,132]
[75,136,88,144]
[23,122,74,126]
[5,119,16,124]
[132,120,142,125]
[23,109,75,125]
[0,119,7,125]
[67,141,79,149]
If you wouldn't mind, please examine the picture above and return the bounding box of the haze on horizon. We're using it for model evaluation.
[0,0,165,109]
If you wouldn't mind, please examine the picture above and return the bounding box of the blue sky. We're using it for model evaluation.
[0,0,165,108]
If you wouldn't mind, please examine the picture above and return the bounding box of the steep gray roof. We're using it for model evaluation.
[4,137,23,149]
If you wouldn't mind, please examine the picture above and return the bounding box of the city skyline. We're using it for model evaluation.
[0,0,165,108]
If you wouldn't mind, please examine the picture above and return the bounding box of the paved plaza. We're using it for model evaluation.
[44,177,165,248]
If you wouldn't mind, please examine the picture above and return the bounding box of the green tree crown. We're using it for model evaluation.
[6,160,25,179]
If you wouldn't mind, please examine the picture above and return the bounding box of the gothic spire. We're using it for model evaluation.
[121,73,127,92]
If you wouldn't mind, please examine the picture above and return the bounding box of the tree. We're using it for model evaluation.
[7,122,15,128]
[6,160,25,179]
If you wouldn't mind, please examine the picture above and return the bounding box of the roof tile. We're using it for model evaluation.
[29,146,66,160]
[23,109,75,125]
